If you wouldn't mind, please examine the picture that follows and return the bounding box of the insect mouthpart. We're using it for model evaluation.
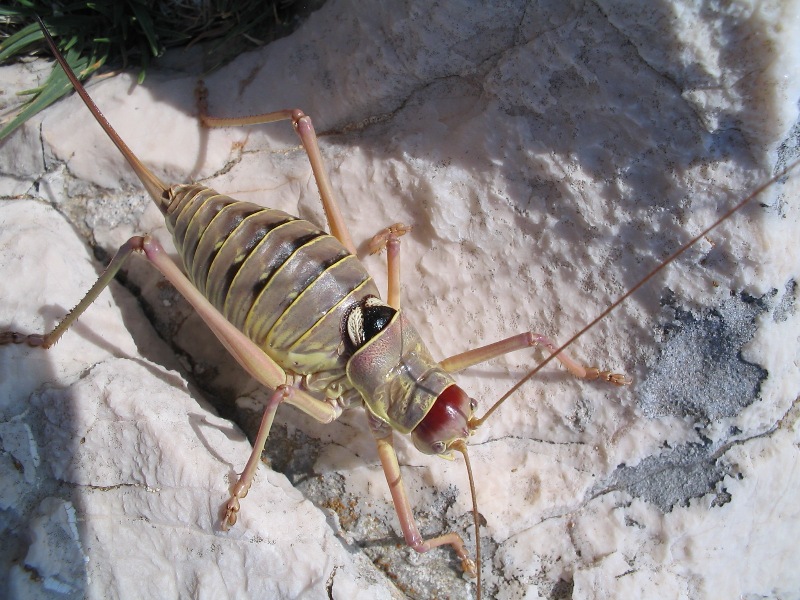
[411,384,475,456]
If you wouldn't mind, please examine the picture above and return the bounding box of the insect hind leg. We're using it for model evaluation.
[1,236,149,349]
[136,235,352,531]
[1,231,345,527]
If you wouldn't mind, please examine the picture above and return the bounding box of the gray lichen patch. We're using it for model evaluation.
[638,290,772,423]
[590,440,732,513]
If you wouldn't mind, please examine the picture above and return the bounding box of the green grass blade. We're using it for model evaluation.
[0,48,104,141]
[0,22,43,62]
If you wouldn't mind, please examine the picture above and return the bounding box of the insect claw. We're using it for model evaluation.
[368,223,412,254]
[221,475,253,530]
[606,372,633,386]
[461,557,478,578]
[0,331,46,347]
[222,499,239,530]
[585,367,632,386]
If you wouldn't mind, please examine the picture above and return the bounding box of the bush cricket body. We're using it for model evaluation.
[1,2,800,596]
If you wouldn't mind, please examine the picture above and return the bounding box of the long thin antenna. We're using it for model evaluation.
[35,15,169,207]
[472,156,800,428]
[453,440,481,600]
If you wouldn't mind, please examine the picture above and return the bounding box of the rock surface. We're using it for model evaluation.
[1,1,799,599]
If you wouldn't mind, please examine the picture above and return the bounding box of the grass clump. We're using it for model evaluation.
[0,0,322,140]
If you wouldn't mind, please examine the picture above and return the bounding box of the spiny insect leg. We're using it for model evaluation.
[0,236,144,348]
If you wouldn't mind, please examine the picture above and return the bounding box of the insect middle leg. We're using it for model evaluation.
[196,84,357,255]
[368,223,412,309]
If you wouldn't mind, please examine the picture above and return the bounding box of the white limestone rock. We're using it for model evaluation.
[1,0,799,598]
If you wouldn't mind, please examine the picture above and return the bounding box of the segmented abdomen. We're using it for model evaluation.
[164,183,380,398]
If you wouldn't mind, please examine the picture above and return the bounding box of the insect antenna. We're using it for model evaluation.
[35,16,169,206]
[451,439,481,599]
[470,156,800,430]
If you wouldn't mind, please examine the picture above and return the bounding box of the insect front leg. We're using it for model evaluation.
[439,332,631,386]
[362,222,628,386]
[368,414,478,578]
